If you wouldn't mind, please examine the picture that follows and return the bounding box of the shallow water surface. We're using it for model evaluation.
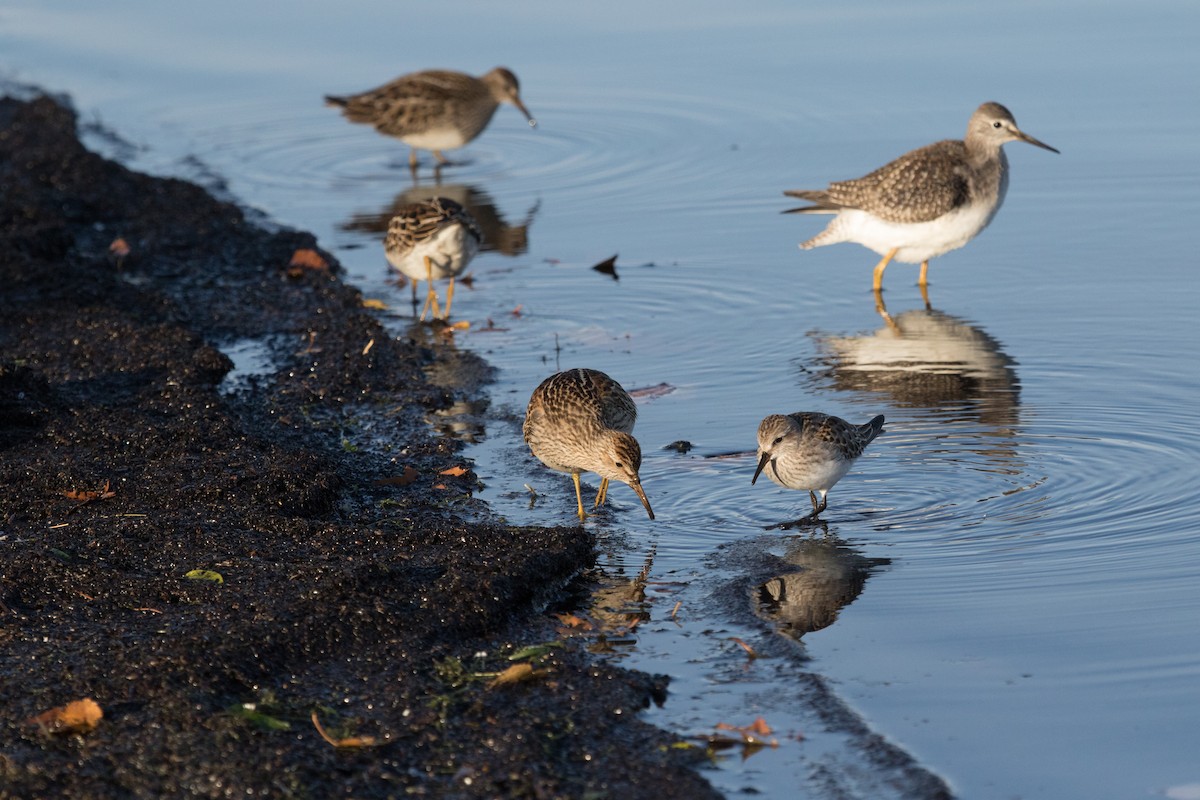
[6,2,1200,797]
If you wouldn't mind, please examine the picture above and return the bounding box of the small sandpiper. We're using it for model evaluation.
[753,412,885,527]
[783,102,1058,292]
[325,67,536,170]
[384,197,482,320]
[524,368,655,522]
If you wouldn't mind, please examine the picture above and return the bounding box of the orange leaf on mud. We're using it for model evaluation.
[108,238,131,257]
[27,698,103,734]
[64,480,116,503]
[439,465,468,477]
[488,663,542,688]
[288,248,328,271]
[311,712,379,748]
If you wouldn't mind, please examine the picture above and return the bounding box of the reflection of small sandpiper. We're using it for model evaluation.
[784,102,1058,292]
[325,67,536,171]
[384,197,481,320]
[523,368,655,522]
[753,412,884,527]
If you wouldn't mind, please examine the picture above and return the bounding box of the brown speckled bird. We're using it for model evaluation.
[326,67,536,169]
[783,102,1058,292]
[384,197,482,320]
[524,369,654,522]
[753,412,885,526]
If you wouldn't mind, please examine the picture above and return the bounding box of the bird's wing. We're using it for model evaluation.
[823,140,972,223]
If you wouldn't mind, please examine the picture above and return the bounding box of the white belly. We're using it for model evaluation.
[386,224,478,281]
[810,198,1002,263]
[402,128,470,151]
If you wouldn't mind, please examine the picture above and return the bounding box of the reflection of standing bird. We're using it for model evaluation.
[325,67,536,170]
[384,197,481,320]
[784,102,1058,291]
[524,369,655,522]
[753,412,884,525]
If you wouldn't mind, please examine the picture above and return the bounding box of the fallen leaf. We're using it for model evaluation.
[439,465,468,477]
[311,712,379,748]
[185,569,225,584]
[361,298,388,310]
[64,480,116,503]
[488,662,541,688]
[374,466,419,487]
[553,613,593,631]
[510,305,523,317]
[109,238,131,258]
[592,254,619,280]
[361,338,375,356]
[27,698,103,735]
[289,249,328,271]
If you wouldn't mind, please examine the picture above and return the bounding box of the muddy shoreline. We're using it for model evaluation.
[0,94,719,799]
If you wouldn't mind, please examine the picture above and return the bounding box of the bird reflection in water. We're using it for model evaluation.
[817,293,1020,431]
[342,183,539,258]
[756,534,890,641]
[403,321,492,443]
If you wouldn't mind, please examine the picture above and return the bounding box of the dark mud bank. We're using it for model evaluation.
[0,94,718,799]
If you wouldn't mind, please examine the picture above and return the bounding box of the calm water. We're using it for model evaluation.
[6,2,1200,797]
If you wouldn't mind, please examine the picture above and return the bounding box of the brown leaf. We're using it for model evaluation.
[27,698,103,734]
[592,254,619,280]
[64,480,116,503]
[554,613,593,631]
[289,248,328,270]
[311,712,379,748]
[373,466,419,487]
[361,298,388,310]
[108,238,131,258]
[439,465,468,477]
[510,305,523,317]
[488,662,542,688]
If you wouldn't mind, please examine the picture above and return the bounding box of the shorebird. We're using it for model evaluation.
[784,102,1058,292]
[384,197,481,320]
[523,369,655,522]
[325,67,536,169]
[753,412,885,526]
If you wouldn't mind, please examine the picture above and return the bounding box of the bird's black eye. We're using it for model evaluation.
[993,121,1002,128]
[614,461,623,469]
[773,436,783,445]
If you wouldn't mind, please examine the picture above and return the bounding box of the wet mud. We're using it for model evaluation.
[0,94,718,799]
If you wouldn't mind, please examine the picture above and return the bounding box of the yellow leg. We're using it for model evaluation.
[433,149,449,165]
[593,478,609,509]
[419,256,442,321]
[572,472,588,521]
[874,287,900,333]
[442,277,455,320]
[920,277,932,310]
[872,247,899,292]
[918,260,929,288]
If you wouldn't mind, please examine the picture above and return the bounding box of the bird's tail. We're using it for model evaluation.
[781,189,840,215]
[860,415,885,443]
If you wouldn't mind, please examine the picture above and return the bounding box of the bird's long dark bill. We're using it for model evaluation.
[752,451,772,485]
[1017,130,1059,154]
[631,482,655,520]
[514,99,537,128]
